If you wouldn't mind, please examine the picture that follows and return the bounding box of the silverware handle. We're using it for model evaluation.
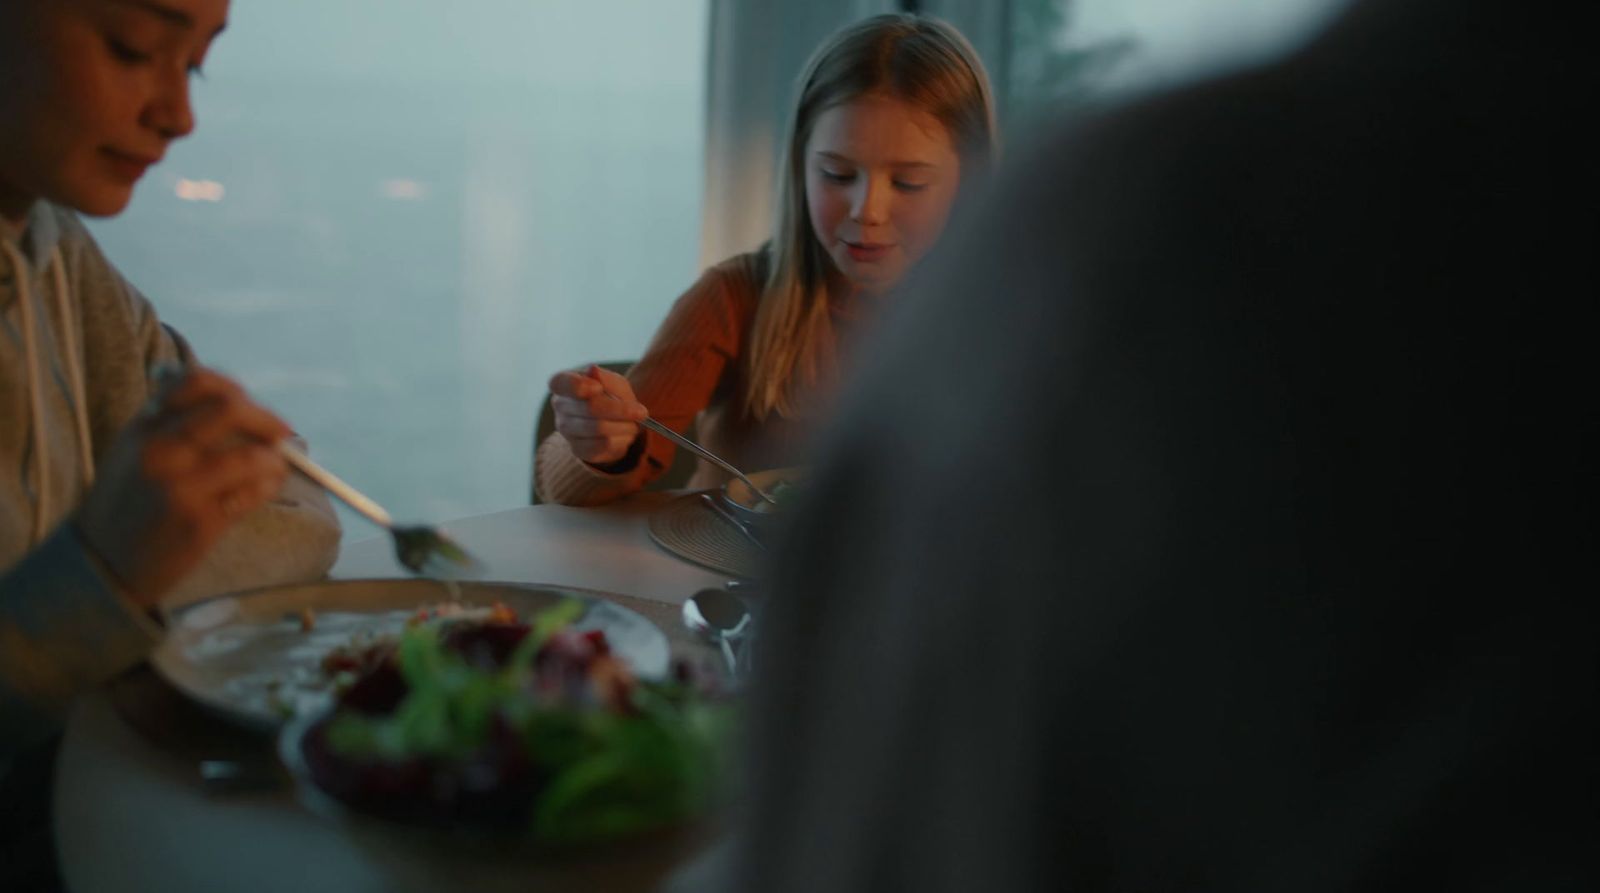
[698,493,767,552]
[640,417,775,503]
[277,441,394,529]
[585,376,776,505]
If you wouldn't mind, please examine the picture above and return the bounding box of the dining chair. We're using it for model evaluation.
[531,361,701,503]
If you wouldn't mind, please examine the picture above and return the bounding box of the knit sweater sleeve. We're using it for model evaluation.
[1,207,340,771]
[535,254,758,506]
[51,210,343,607]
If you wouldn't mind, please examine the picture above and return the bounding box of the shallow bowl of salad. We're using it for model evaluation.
[277,601,737,890]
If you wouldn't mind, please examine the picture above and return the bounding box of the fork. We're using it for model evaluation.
[145,361,481,577]
[638,418,780,506]
[588,380,778,505]
[276,442,483,578]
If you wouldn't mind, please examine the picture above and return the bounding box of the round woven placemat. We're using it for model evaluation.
[647,493,762,578]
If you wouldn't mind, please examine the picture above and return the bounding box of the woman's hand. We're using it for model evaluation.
[75,367,291,608]
[548,364,649,466]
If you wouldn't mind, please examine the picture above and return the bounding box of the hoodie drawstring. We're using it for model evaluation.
[50,251,95,490]
[3,241,96,546]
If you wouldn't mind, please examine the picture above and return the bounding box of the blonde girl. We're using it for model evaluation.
[537,13,998,505]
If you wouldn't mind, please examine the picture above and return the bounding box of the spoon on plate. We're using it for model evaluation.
[682,588,751,677]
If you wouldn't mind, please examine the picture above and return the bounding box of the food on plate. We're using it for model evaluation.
[265,601,519,718]
[751,478,800,514]
[294,601,736,844]
[725,468,806,519]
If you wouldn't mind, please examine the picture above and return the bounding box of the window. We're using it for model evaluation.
[980,0,1351,132]
[88,0,709,525]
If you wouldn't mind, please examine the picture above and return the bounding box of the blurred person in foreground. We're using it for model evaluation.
[729,0,1590,889]
[2,1,340,885]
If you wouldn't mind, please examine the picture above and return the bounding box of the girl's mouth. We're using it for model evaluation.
[844,241,893,262]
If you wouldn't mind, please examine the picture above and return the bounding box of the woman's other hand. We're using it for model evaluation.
[548,364,649,466]
[75,367,291,608]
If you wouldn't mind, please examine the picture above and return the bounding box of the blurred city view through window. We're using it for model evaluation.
[90,0,710,528]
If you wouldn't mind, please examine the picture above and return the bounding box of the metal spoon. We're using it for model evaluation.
[277,442,482,578]
[682,588,751,677]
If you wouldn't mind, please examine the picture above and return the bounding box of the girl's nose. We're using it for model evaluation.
[850,176,891,226]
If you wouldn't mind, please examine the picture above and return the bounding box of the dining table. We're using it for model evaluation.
[51,493,739,893]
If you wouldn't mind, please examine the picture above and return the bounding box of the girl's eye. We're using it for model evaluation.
[107,39,154,65]
[820,169,855,184]
[894,181,931,193]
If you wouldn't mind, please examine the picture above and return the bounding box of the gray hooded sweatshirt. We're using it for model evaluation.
[1,201,341,771]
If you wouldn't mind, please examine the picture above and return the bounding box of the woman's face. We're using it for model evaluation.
[804,93,962,295]
[0,0,229,223]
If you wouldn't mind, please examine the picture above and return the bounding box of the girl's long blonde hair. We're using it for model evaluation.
[742,13,999,420]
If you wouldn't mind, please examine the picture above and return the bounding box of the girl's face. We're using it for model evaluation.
[804,93,962,296]
[0,0,228,223]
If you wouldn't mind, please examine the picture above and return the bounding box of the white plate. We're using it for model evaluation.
[151,578,670,731]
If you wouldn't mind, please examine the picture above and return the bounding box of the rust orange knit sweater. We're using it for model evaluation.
[535,251,851,506]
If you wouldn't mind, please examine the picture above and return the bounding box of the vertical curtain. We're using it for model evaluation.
[698,0,894,268]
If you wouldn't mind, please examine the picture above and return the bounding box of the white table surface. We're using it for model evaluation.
[53,494,731,893]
